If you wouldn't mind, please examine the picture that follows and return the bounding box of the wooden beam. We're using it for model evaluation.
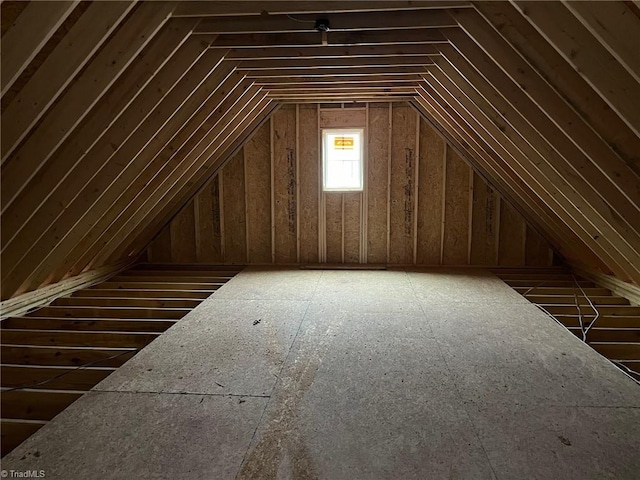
[1,2,136,161]
[563,0,640,84]
[473,1,640,177]
[3,317,176,333]
[511,1,640,138]
[209,28,450,48]
[79,83,266,268]
[0,330,160,349]
[0,345,137,367]
[1,419,47,457]
[173,1,472,17]
[62,70,249,278]
[0,1,80,96]
[1,33,211,299]
[0,259,134,317]
[195,9,456,33]
[1,2,176,211]
[428,52,634,279]
[1,365,115,391]
[239,56,437,69]
[105,99,278,263]
[246,66,429,77]
[568,260,640,306]
[226,44,441,60]
[442,24,640,281]
[1,24,209,255]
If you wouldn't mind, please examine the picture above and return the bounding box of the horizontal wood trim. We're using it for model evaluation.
[568,261,640,306]
[0,259,135,319]
[1,364,115,391]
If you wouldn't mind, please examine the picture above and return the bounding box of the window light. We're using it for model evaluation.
[322,129,364,191]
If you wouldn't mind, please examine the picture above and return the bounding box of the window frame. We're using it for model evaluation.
[321,128,365,192]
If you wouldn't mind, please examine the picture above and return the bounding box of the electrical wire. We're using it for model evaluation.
[285,14,317,24]
[2,349,137,392]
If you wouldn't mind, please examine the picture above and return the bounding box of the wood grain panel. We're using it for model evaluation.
[442,143,470,264]
[470,173,498,265]
[146,102,554,269]
[367,103,390,264]
[245,121,272,263]
[272,106,297,263]
[222,151,247,263]
[325,193,343,263]
[298,105,319,263]
[499,198,526,266]
[416,116,444,264]
[389,103,417,264]
[170,202,197,263]
[343,192,362,263]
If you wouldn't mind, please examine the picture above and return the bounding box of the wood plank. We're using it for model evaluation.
[47,53,235,285]
[148,226,173,263]
[525,225,552,267]
[470,173,498,265]
[245,121,273,262]
[2,317,175,333]
[109,275,233,283]
[27,306,188,320]
[564,0,640,83]
[194,182,218,262]
[174,1,471,16]
[298,105,320,263]
[170,200,198,263]
[1,26,208,298]
[325,194,343,263]
[1,345,136,367]
[512,1,640,137]
[0,1,79,96]
[498,200,526,266]
[222,150,248,263]
[2,2,176,209]
[389,103,417,264]
[1,419,47,457]
[0,259,132,314]
[1,1,135,160]
[210,29,448,48]
[0,330,159,348]
[343,192,362,263]
[52,297,200,309]
[72,290,210,300]
[524,295,629,306]
[91,282,220,291]
[320,108,367,129]
[272,105,298,263]
[1,365,115,391]
[91,85,268,268]
[514,287,610,296]
[542,305,640,316]
[195,9,456,33]
[555,316,640,329]
[590,343,640,361]
[582,328,640,342]
[367,104,390,263]
[415,117,445,264]
[1,389,83,421]
[132,263,243,272]
[442,147,470,264]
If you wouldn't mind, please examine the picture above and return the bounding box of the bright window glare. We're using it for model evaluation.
[323,129,363,191]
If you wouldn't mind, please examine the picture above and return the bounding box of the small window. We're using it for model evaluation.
[322,129,364,191]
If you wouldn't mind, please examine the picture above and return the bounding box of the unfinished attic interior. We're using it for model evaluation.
[1,0,639,477]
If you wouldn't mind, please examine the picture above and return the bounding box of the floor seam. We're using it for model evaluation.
[90,389,271,398]
[233,270,322,480]
[405,267,501,480]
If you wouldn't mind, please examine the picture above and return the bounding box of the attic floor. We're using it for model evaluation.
[3,267,640,479]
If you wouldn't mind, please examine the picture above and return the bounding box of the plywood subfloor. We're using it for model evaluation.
[3,267,639,479]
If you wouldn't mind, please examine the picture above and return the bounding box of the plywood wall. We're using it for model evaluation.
[147,103,554,266]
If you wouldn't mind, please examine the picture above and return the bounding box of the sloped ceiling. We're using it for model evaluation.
[1,1,639,300]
